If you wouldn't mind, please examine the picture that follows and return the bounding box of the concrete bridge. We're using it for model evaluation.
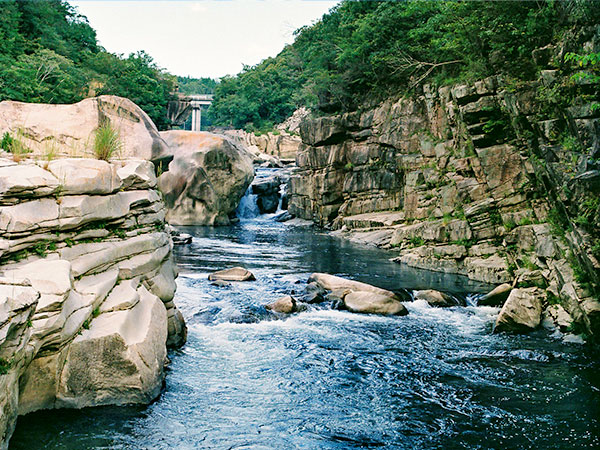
[167,94,213,131]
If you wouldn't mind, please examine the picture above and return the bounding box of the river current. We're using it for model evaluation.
[10,209,600,449]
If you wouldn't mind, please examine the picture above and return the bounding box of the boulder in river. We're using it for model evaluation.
[158,131,254,225]
[307,273,407,316]
[414,289,464,307]
[308,273,400,300]
[208,267,256,282]
[478,283,512,307]
[266,295,299,314]
[494,287,542,333]
[343,291,408,316]
[251,176,281,214]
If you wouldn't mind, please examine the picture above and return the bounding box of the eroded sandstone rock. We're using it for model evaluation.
[0,96,171,163]
[158,131,254,225]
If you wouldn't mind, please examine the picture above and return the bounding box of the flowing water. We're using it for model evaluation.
[10,202,600,449]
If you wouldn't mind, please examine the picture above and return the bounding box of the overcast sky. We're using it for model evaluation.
[71,0,339,79]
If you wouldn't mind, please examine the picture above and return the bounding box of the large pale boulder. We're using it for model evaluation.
[494,287,543,333]
[0,96,170,163]
[343,291,408,316]
[308,273,399,299]
[56,286,167,409]
[158,131,254,225]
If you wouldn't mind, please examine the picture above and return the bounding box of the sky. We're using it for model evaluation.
[71,0,340,79]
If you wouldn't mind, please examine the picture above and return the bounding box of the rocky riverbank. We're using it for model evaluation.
[287,50,600,340]
[0,157,186,448]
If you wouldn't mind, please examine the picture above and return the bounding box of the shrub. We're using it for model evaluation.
[93,121,122,161]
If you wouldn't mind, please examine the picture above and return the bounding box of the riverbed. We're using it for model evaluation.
[10,214,600,449]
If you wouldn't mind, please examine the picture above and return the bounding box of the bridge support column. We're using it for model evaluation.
[191,107,202,131]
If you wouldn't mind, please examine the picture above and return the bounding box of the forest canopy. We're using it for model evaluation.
[0,0,177,129]
[209,0,600,131]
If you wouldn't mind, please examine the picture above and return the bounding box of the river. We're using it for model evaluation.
[9,204,600,449]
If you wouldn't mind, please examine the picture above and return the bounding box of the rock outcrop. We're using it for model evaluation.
[224,109,308,163]
[288,52,600,338]
[0,96,171,164]
[0,157,186,449]
[158,131,254,225]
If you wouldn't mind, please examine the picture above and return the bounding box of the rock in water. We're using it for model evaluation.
[208,267,256,282]
[158,131,254,225]
[307,273,408,316]
[308,273,400,300]
[266,295,298,314]
[494,287,542,333]
[343,291,408,316]
[251,176,281,214]
[414,289,464,307]
[478,283,512,307]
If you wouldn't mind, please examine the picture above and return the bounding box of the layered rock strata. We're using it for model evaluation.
[0,158,186,449]
[158,131,254,225]
[289,55,600,337]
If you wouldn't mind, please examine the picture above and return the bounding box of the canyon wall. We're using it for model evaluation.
[289,56,600,338]
[0,158,186,448]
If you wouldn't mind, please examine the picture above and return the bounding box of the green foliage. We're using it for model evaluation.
[93,120,122,161]
[82,318,91,330]
[210,0,597,130]
[92,306,101,318]
[177,76,217,95]
[1,130,31,160]
[0,358,11,375]
[0,1,176,129]
[26,319,33,328]
[408,236,425,247]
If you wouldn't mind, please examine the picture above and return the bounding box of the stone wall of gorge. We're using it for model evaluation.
[288,54,600,339]
[0,158,186,449]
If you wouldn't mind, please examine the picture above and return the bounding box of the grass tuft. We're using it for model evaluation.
[93,120,122,161]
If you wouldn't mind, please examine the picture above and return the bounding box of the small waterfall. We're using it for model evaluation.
[236,186,260,219]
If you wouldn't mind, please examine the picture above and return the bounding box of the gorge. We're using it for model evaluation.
[0,1,599,449]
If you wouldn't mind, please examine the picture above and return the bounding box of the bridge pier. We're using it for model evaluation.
[191,106,202,131]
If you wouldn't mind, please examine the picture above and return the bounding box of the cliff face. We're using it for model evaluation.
[0,158,186,448]
[289,60,600,338]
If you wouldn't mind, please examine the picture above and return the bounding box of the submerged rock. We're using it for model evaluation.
[208,267,256,282]
[414,289,464,307]
[343,291,408,316]
[210,280,232,288]
[478,283,512,307]
[494,287,542,333]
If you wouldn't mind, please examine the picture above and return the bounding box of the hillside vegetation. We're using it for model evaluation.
[0,0,175,129]
[209,0,600,131]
